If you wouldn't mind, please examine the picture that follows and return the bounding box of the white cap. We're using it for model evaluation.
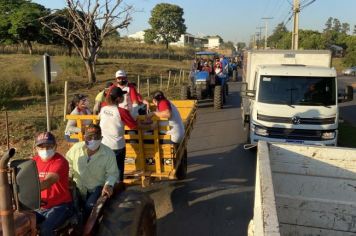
[115,70,127,78]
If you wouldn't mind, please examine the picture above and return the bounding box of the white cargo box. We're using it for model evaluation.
[249,141,356,236]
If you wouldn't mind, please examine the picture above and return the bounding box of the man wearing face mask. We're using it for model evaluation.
[115,70,140,118]
[65,124,119,219]
[33,132,73,236]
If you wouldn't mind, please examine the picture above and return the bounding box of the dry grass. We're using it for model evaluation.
[0,53,193,157]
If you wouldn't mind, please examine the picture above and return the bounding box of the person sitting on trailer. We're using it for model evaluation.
[93,81,113,115]
[145,90,185,144]
[65,94,92,142]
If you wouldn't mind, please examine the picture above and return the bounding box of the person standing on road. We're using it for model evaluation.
[65,124,119,219]
[145,91,185,144]
[33,132,73,236]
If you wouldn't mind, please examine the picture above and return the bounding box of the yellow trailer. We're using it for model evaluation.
[65,100,197,186]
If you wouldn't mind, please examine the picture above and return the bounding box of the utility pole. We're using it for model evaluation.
[256,26,264,49]
[262,17,273,49]
[291,0,300,50]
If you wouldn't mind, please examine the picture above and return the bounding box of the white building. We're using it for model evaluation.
[128,31,145,41]
[170,33,196,47]
[205,36,223,49]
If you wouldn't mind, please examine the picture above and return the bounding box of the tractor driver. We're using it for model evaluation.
[33,132,73,236]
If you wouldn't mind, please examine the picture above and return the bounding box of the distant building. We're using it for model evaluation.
[170,33,195,47]
[205,36,223,49]
[128,31,145,42]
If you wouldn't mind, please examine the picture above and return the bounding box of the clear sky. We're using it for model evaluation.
[33,0,356,44]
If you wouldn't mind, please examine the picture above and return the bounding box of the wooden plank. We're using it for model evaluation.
[276,194,356,232]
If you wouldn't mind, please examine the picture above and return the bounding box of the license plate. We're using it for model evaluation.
[286,140,304,144]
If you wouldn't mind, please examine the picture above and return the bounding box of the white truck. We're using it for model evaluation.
[241,50,353,147]
[249,141,356,236]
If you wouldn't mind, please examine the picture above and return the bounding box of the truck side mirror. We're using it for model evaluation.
[338,86,354,103]
[10,159,41,210]
[240,82,256,98]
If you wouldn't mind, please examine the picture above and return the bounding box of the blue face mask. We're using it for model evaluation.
[86,140,101,151]
[38,149,55,161]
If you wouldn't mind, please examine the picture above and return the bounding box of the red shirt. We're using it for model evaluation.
[157,99,172,112]
[128,83,139,104]
[33,153,72,209]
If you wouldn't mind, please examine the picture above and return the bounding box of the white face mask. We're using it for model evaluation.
[38,149,55,161]
[86,140,101,151]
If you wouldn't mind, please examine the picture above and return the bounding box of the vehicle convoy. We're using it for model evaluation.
[249,141,356,236]
[181,51,228,109]
[66,100,197,186]
[0,149,156,236]
[240,50,354,147]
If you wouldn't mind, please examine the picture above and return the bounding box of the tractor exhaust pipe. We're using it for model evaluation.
[0,148,15,236]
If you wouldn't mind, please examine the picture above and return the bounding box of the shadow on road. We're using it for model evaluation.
[155,144,256,236]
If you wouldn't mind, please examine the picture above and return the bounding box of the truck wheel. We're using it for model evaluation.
[214,85,222,109]
[180,86,189,100]
[176,149,187,180]
[196,86,202,100]
[97,190,157,236]
[190,86,196,98]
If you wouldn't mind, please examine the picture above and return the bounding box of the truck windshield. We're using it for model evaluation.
[258,76,336,106]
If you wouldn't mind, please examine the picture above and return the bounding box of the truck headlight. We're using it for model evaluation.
[255,126,269,136]
[321,131,335,140]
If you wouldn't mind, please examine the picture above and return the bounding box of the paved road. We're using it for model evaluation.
[139,82,256,236]
[338,75,356,125]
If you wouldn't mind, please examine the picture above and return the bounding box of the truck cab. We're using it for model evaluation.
[240,50,353,147]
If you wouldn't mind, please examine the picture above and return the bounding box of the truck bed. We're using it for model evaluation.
[251,142,356,236]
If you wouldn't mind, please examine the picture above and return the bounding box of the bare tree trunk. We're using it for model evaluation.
[26,41,33,55]
[84,60,96,84]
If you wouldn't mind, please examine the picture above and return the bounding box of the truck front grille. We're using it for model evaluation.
[257,113,335,125]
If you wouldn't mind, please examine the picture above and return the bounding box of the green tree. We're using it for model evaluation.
[299,30,324,49]
[343,35,356,66]
[332,18,341,33]
[42,0,133,84]
[237,42,246,50]
[324,17,333,32]
[148,3,186,49]
[268,23,289,49]
[144,28,157,44]
[221,41,235,50]
[341,23,350,34]
[8,2,48,54]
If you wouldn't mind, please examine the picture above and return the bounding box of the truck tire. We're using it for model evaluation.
[214,85,223,109]
[190,86,196,98]
[196,86,202,100]
[180,85,189,100]
[176,149,187,180]
[97,190,157,236]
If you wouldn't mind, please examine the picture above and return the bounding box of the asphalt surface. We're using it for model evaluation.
[338,75,356,126]
[140,82,256,236]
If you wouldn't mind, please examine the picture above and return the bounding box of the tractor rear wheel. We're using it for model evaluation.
[196,86,202,100]
[176,149,187,180]
[180,85,189,100]
[97,190,156,236]
[214,85,223,109]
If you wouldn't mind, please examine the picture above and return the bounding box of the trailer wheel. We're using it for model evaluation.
[196,86,202,100]
[214,85,223,109]
[97,190,156,236]
[180,85,189,100]
[176,149,187,180]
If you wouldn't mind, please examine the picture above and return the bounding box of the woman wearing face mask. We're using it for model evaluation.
[32,132,73,236]
[65,124,119,220]
[99,86,140,182]
[65,94,92,142]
